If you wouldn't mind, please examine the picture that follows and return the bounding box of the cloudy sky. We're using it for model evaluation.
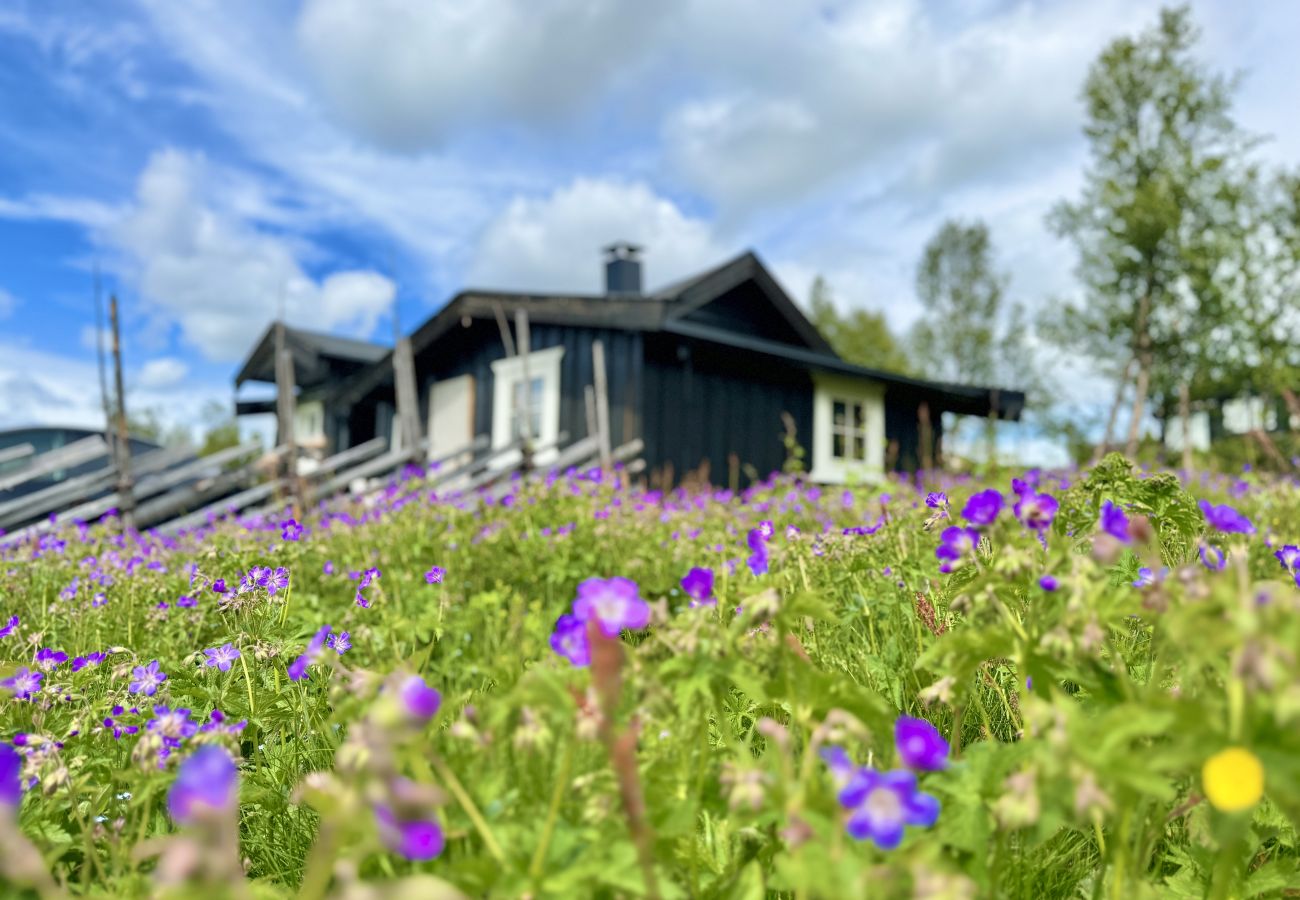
[1,0,1296,453]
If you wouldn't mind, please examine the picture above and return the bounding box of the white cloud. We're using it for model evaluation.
[135,356,188,388]
[0,341,221,437]
[106,149,396,361]
[467,178,730,294]
[0,288,17,319]
[294,0,674,150]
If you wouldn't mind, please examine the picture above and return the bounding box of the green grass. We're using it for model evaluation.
[1,454,1299,898]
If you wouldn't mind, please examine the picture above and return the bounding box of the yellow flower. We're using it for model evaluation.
[1202,747,1264,813]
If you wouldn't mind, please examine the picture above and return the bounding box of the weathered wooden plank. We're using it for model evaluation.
[156,480,286,535]
[0,436,108,491]
[42,442,261,530]
[0,444,35,467]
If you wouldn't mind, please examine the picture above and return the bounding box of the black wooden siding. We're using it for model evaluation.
[411,320,643,454]
[641,334,813,484]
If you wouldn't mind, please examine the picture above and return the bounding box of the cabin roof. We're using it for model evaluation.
[284,249,1024,420]
[235,324,389,389]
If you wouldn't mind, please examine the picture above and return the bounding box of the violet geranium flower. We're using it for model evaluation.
[571,577,651,636]
[281,519,303,542]
[824,754,940,850]
[550,614,591,667]
[425,566,445,585]
[168,746,237,823]
[934,526,980,574]
[0,615,17,640]
[1199,500,1254,535]
[396,675,441,723]
[1099,500,1131,543]
[1012,481,1058,534]
[129,660,168,696]
[681,567,715,606]
[374,803,444,861]
[1274,545,1300,573]
[961,489,1003,526]
[1,744,20,811]
[1,668,42,700]
[287,625,332,682]
[203,644,241,673]
[894,716,950,771]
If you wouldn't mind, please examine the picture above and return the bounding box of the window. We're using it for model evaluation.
[810,374,884,483]
[490,344,565,466]
[511,376,544,441]
[831,398,869,461]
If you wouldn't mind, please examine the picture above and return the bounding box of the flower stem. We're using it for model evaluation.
[430,751,506,864]
[529,741,574,882]
[238,645,257,717]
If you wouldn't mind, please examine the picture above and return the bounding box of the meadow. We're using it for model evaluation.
[1,453,1298,898]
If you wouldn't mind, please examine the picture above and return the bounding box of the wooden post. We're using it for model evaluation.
[584,385,598,442]
[393,337,422,463]
[917,400,933,472]
[108,295,135,530]
[515,310,534,472]
[274,321,301,510]
[592,339,612,472]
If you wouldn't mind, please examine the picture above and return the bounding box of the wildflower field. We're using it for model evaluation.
[2,453,1299,899]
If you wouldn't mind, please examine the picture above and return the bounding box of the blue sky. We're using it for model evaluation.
[1,0,1297,459]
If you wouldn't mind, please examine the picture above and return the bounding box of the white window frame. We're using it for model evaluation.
[810,373,884,484]
[490,344,564,466]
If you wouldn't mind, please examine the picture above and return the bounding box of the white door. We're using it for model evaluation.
[427,375,474,461]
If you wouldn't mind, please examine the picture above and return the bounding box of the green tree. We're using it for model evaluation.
[198,399,243,457]
[1045,6,1253,459]
[911,219,1007,387]
[806,276,911,374]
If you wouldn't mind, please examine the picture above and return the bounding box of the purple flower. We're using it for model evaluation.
[1038,575,1058,592]
[1199,545,1227,572]
[924,492,948,509]
[1199,500,1254,535]
[396,675,441,723]
[1,744,20,811]
[176,595,197,608]
[288,625,332,681]
[129,660,168,696]
[681,567,715,606]
[1099,500,1131,543]
[0,615,18,640]
[571,577,650,636]
[934,526,980,574]
[894,716,949,771]
[358,567,382,589]
[374,804,444,861]
[211,579,228,594]
[838,767,940,850]
[168,746,237,823]
[550,614,591,667]
[328,631,351,655]
[266,567,290,596]
[281,519,303,541]
[746,545,769,576]
[147,705,198,744]
[323,560,335,575]
[961,489,1003,526]
[71,652,106,672]
[1274,545,1300,572]
[425,566,445,585]
[203,644,241,672]
[2,668,43,700]
[34,648,68,672]
[1012,486,1058,533]
[1131,566,1167,588]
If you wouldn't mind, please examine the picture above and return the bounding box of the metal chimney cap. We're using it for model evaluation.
[602,241,643,259]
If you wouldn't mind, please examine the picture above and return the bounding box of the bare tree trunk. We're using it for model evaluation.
[1124,292,1153,459]
[1178,380,1193,473]
[1092,355,1134,464]
[1125,358,1151,458]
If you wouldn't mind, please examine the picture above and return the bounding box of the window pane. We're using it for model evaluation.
[853,402,865,429]
[832,432,845,459]
[853,434,866,460]
[832,400,846,428]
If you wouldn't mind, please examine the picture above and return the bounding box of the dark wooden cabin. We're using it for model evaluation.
[234,246,1023,482]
